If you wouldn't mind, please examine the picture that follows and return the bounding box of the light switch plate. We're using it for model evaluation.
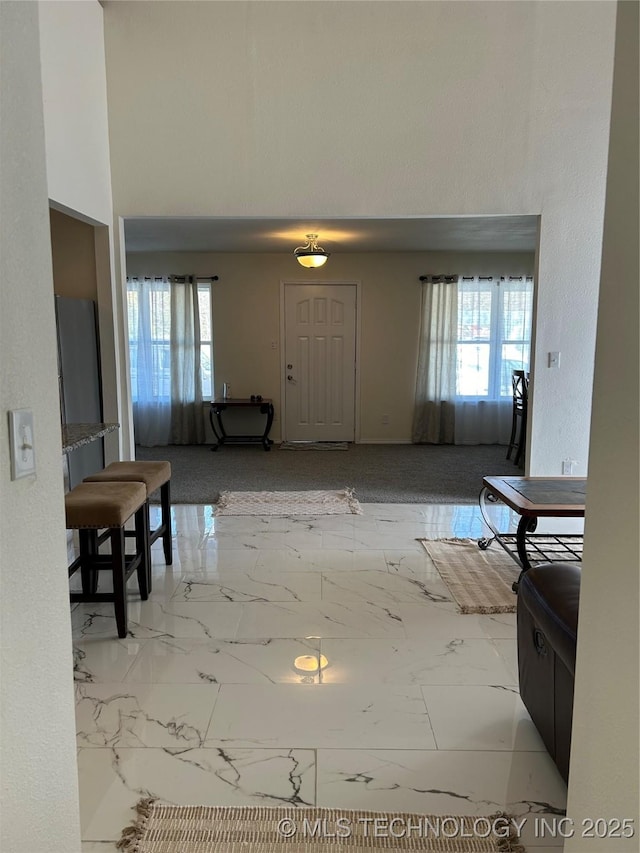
[9,409,36,480]
[548,351,561,368]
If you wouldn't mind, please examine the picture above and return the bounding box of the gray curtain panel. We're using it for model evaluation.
[170,276,205,445]
[128,275,205,446]
[412,276,459,444]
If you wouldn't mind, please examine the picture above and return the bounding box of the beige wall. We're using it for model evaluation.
[127,251,534,443]
[39,0,113,225]
[565,2,639,846]
[105,1,616,473]
[0,4,81,851]
[50,208,98,300]
[39,0,123,465]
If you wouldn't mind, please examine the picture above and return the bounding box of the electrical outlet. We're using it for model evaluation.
[381,414,390,425]
[562,458,577,475]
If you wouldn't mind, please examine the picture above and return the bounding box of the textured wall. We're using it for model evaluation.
[0,4,81,851]
[565,2,640,846]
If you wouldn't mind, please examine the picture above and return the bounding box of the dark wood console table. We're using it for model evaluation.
[478,476,586,590]
[209,398,274,451]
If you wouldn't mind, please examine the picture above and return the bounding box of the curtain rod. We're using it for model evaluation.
[127,275,219,282]
[419,275,533,282]
[170,275,219,282]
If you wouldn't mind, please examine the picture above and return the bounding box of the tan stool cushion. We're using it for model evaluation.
[84,460,171,495]
[65,481,147,529]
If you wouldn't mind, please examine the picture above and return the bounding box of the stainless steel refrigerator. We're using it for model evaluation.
[55,296,104,488]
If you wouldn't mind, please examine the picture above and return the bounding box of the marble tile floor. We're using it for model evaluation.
[74,502,568,852]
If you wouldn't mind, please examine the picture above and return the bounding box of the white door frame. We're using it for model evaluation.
[279,280,362,443]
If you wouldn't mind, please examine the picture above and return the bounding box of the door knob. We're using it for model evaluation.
[287,375,294,381]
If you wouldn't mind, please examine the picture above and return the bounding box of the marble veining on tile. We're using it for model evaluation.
[78,747,316,840]
[73,501,565,848]
[171,571,321,602]
[75,683,219,748]
[124,637,322,685]
[320,570,451,604]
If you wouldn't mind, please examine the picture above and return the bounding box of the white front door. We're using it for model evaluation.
[283,283,357,442]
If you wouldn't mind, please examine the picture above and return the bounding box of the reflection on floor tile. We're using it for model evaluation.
[492,637,519,681]
[72,600,244,640]
[397,603,494,640]
[235,601,407,639]
[320,570,451,605]
[73,639,143,683]
[206,684,436,749]
[75,501,567,847]
[318,638,513,686]
[255,549,390,573]
[124,637,321,684]
[421,684,545,751]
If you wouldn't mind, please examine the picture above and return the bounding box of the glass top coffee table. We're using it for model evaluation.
[478,476,586,590]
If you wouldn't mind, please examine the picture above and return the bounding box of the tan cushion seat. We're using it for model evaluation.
[65,481,147,529]
[84,460,171,496]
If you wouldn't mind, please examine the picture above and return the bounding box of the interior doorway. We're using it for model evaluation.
[281,282,358,442]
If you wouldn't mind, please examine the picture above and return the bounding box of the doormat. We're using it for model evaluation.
[279,441,349,450]
[118,800,526,851]
[418,538,520,614]
[214,488,363,516]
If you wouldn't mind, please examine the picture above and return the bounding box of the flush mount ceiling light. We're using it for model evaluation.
[294,233,330,268]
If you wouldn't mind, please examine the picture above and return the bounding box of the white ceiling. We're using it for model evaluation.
[123,216,538,254]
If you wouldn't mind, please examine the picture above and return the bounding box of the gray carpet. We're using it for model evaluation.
[136,443,520,504]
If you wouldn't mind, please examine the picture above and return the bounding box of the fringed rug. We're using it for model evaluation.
[279,441,349,451]
[118,801,526,852]
[418,538,519,614]
[215,488,363,516]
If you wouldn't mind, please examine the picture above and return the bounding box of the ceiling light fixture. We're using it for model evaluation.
[294,233,330,268]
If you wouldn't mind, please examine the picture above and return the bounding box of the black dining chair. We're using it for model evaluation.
[506,369,529,466]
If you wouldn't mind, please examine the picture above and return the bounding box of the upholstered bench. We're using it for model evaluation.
[517,562,581,782]
[66,481,149,638]
[84,461,172,578]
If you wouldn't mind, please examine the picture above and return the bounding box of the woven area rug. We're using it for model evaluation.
[279,441,349,451]
[418,538,520,614]
[118,801,526,852]
[215,488,363,516]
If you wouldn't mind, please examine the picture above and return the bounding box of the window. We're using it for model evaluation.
[198,283,214,399]
[456,276,533,399]
[126,277,214,401]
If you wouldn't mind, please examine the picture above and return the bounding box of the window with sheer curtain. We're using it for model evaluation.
[126,276,212,446]
[457,276,533,399]
[413,275,533,445]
